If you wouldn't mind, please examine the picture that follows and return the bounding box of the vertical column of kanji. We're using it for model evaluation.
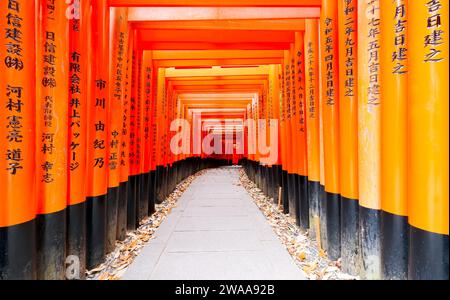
[295,32,309,232]
[117,23,130,242]
[380,0,409,280]
[358,0,382,279]
[408,0,449,280]
[142,51,155,216]
[320,0,341,261]
[279,59,289,214]
[126,29,137,231]
[304,19,321,241]
[106,7,128,254]
[35,0,69,280]
[0,0,36,280]
[338,0,360,276]
[67,0,90,280]
[86,0,109,270]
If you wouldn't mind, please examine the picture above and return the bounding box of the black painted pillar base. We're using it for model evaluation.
[134,173,142,227]
[308,181,320,239]
[148,170,156,215]
[268,166,275,200]
[86,195,107,270]
[281,170,289,214]
[293,174,301,226]
[408,225,449,280]
[359,206,381,279]
[67,202,86,280]
[127,175,137,231]
[288,173,296,220]
[0,220,36,280]
[341,197,360,276]
[381,211,408,280]
[117,181,128,241]
[298,175,309,232]
[155,166,163,204]
[319,184,328,251]
[36,210,66,279]
[138,173,149,223]
[326,192,341,261]
[106,187,119,254]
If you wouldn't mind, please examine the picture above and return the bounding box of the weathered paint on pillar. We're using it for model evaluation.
[358,0,382,279]
[304,19,321,240]
[408,0,449,280]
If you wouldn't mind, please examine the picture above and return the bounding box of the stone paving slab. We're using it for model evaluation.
[122,167,305,280]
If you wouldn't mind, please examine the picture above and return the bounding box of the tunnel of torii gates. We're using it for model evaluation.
[0,0,448,281]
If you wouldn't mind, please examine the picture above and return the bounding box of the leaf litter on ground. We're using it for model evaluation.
[86,170,207,280]
[238,169,359,281]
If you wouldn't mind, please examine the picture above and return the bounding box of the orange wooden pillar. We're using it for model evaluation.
[0,0,37,280]
[142,51,156,216]
[126,29,137,231]
[35,0,69,279]
[118,24,132,242]
[269,64,282,205]
[358,0,382,279]
[86,0,109,270]
[285,48,297,218]
[155,68,167,203]
[149,56,159,209]
[318,28,328,251]
[320,0,341,261]
[304,19,321,239]
[67,0,90,280]
[281,50,293,214]
[128,32,144,227]
[136,46,147,223]
[338,0,360,275]
[289,43,300,223]
[106,7,128,254]
[408,0,449,280]
[380,0,409,280]
[294,32,309,232]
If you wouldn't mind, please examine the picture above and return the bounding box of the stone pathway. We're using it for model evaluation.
[122,166,305,280]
